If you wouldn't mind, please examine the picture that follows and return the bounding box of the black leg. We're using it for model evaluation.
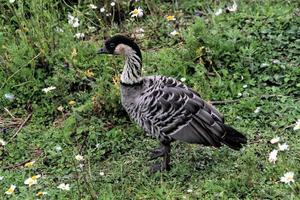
[149,140,171,173]
[148,145,165,160]
[162,142,171,171]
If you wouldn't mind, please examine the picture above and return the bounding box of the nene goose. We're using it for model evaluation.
[98,35,247,172]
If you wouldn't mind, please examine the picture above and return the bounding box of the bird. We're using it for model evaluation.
[98,35,247,173]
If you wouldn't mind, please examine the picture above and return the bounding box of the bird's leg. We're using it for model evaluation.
[148,145,165,160]
[149,140,171,173]
[162,142,171,171]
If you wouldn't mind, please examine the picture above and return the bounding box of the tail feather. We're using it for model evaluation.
[221,124,247,150]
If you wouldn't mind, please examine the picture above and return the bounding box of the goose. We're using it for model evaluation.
[98,35,247,173]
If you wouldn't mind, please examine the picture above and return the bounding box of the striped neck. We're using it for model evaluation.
[121,53,142,85]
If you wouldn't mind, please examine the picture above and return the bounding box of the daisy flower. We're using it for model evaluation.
[42,86,56,93]
[36,191,47,197]
[100,7,105,13]
[55,145,62,151]
[55,27,64,33]
[254,107,261,114]
[294,119,300,131]
[4,93,15,100]
[68,100,76,106]
[278,143,289,151]
[75,154,84,161]
[110,2,115,7]
[280,172,295,184]
[170,30,179,36]
[268,149,278,164]
[24,160,35,168]
[57,106,64,112]
[187,189,193,193]
[24,175,41,187]
[88,26,96,32]
[74,33,85,39]
[67,13,80,28]
[0,138,6,146]
[215,8,223,16]
[270,136,280,144]
[89,4,97,9]
[57,183,70,191]
[166,15,176,21]
[85,69,94,78]
[100,171,105,176]
[130,7,143,18]
[227,1,237,12]
[5,185,16,195]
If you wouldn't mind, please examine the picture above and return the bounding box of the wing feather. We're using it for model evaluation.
[136,76,225,146]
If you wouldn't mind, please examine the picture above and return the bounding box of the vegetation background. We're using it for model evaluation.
[0,0,300,199]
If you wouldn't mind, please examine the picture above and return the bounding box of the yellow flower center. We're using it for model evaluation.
[132,9,139,15]
[68,100,76,106]
[36,192,45,197]
[85,69,94,78]
[24,161,34,167]
[166,15,175,21]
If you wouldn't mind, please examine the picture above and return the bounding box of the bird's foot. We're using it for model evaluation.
[149,162,171,174]
[148,145,166,160]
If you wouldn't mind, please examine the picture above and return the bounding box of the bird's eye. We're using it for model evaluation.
[110,43,115,48]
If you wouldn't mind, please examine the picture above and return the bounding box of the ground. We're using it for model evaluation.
[0,0,300,199]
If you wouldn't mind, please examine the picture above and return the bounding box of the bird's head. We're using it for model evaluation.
[98,35,142,59]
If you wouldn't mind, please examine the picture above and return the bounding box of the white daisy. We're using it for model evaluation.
[227,1,237,12]
[254,107,261,114]
[36,191,48,197]
[75,154,84,161]
[130,7,143,18]
[280,172,295,184]
[100,7,105,13]
[278,143,289,151]
[110,2,115,7]
[74,33,85,39]
[55,27,64,33]
[0,138,7,146]
[55,145,62,151]
[4,93,15,100]
[5,185,16,195]
[215,8,223,16]
[89,4,97,9]
[187,189,193,193]
[268,149,278,164]
[170,30,179,36]
[57,183,70,191]
[293,119,300,131]
[67,13,80,28]
[270,136,280,144]
[42,86,56,93]
[24,175,41,187]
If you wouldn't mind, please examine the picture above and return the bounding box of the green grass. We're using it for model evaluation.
[1,0,300,199]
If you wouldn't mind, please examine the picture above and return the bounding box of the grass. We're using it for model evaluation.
[1,0,300,199]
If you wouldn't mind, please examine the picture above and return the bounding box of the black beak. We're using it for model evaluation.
[97,46,109,54]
